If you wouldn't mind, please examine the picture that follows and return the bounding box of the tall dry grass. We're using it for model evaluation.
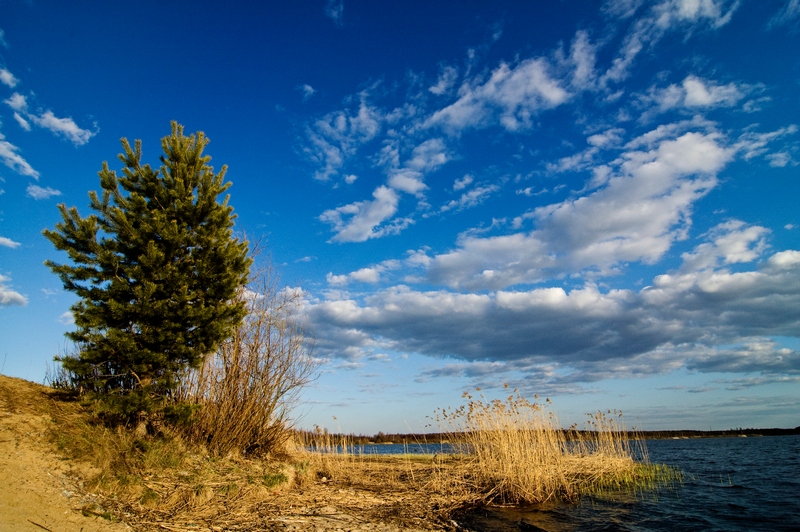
[428,387,666,505]
[293,388,672,514]
[176,263,318,457]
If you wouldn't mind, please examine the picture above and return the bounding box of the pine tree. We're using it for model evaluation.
[43,122,251,422]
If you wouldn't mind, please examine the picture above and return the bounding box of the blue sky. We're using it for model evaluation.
[1,0,799,434]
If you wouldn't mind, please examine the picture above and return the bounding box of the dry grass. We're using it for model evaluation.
[175,263,318,458]
[293,390,675,517]
[47,401,310,528]
[424,387,674,505]
[40,372,674,529]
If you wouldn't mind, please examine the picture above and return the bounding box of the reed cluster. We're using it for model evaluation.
[429,387,667,504]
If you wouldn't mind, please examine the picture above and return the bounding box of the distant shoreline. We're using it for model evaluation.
[301,427,800,445]
[631,427,800,440]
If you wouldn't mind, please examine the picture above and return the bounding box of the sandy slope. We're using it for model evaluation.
[0,375,453,532]
[0,375,131,532]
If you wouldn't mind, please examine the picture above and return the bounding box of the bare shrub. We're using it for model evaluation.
[177,263,318,457]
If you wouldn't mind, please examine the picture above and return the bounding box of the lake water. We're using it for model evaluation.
[353,435,800,531]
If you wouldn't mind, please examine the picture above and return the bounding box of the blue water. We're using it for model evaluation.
[355,435,800,531]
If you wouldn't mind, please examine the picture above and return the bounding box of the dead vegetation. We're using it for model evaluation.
[2,373,678,531]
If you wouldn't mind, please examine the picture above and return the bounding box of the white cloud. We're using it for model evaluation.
[387,169,427,196]
[26,183,61,200]
[4,93,27,112]
[602,0,739,85]
[58,311,75,325]
[0,274,27,306]
[406,138,449,172]
[13,112,30,131]
[325,0,344,25]
[308,242,800,386]
[639,75,747,119]
[29,110,95,145]
[425,128,732,289]
[379,137,450,199]
[734,125,798,161]
[653,0,739,29]
[0,236,21,248]
[344,174,358,184]
[305,96,383,181]
[769,0,800,27]
[350,267,381,283]
[453,175,473,191]
[0,135,39,178]
[300,84,316,101]
[564,30,598,90]
[320,185,409,243]
[766,152,795,167]
[326,259,401,286]
[679,220,769,272]
[682,75,743,106]
[0,68,18,88]
[426,57,569,133]
[437,184,500,215]
[429,66,459,96]
[4,94,94,144]
[603,0,645,18]
[548,127,625,176]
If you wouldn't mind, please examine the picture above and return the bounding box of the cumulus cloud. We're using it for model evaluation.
[307,238,800,390]
[26,183,61,200]
[5,93,96,145]
[0,134,39,178]
[387,169,427,196]
[0,273,27,306]
[58,311,75,325]
[320,186,411,243]
[405,138,450,173]
[563,30,598,91]
[454,175,474,191]
[0,68,18,88]
[638,75,748,120]
[13,112,30,131]
[429,66,459,96]
[305,96,383,181]
[29,110,95,145]
[679,220,769,271]
[424,127,732,290]
[426,57,569,133]
[381,137,450,198]
[326,260,401,286]
[4,92,27,112]
[300,84,316,101]
[0,236,21,248]
[548,127,625,176]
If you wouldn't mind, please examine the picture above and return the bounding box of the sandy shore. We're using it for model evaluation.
[0,375,462,531]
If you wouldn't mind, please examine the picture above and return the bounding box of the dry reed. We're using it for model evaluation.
[427,386,668,505]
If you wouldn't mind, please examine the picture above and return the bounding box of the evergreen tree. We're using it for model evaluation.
[43,122,251,422]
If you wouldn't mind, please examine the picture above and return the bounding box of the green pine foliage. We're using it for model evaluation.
[43,122,251,423]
